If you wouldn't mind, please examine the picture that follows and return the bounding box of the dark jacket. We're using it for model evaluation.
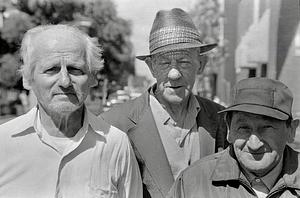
[100,88,228,198]
[168,145,300,198]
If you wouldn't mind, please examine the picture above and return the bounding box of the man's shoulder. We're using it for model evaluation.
[195,95,225,112]
[89,110,127,138]
[180,149,227,180]
[0,109,35,137]
[100,92,149,131]
[102,92,148,115]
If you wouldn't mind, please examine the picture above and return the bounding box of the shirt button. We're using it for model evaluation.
[255,178,261,183]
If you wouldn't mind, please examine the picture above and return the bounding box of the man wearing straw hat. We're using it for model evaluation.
[101,8,228,198]
[168,77,300,198]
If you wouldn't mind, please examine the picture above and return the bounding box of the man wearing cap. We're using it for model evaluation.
[168,77,300,198]
[100,8,228,198]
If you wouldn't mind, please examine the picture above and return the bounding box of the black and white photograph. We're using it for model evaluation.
[0,0,299,197]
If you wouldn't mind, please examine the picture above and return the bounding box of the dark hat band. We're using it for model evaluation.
[149,26,203,54]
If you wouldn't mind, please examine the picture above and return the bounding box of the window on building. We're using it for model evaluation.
[249,68,256,77]
[295,25,300,56]
[261,64,267,77]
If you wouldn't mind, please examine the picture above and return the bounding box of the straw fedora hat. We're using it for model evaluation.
[136,8,217,60]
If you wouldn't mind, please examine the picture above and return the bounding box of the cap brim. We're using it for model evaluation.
[136,43,217,61]
[218,104,290,120]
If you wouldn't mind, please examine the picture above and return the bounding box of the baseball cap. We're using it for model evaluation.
[219,77,293,120]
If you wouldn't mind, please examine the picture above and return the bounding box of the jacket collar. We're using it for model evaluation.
[211,145,300,190]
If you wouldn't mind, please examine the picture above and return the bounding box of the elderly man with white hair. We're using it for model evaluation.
[0,24,142,198]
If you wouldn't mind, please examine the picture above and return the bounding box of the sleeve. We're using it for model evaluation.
[166,172,185,198]
[117,134,143,198]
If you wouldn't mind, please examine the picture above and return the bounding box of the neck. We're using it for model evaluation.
[156,94,190,126]
[38,105,85,138]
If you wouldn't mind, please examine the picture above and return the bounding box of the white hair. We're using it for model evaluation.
[19,24,104,83]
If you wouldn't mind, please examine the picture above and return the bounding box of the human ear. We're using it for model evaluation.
[22,72,31,90]
[227,130,235,144]
[198,55,208,73]
[287,119,299,143]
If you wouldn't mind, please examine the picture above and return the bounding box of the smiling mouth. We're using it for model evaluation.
[250,153,265,155]
[54,93,76,96]
[169,86,182,89]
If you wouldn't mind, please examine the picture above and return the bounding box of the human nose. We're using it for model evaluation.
[247,134,263,150]
[168,67,182,80]
[58,67,71,88]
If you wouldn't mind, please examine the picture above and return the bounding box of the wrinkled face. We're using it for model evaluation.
[228,112,294,176]
[29,29,91,115]
[149,49,202,104]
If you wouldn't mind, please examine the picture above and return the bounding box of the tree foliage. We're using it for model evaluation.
[189,0,228,73]
[0,0,134,89]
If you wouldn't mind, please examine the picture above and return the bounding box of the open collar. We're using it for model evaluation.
[12,105,109,139]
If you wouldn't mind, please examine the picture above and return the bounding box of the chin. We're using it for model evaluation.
[163,95,184,104]
[239,156,276,176]
[48,102,83,115]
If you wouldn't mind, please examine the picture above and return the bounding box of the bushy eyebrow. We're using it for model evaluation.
[66,60,85,67]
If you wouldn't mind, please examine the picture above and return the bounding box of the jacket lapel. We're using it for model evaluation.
[127,91,174,196]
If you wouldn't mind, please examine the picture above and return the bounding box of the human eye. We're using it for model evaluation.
[237,125,251,133]
[44,66,60,74]
[178,59,192,68]
[67,66,85,76]
[263,125,274,128]
[158,61,170,70]
[262,125,275,131]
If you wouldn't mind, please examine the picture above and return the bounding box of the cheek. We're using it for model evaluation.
[155,70,168,81]
[233,139,247,150]
[73,76,90,95]
[182,70,196,85]
[266,134,287,153]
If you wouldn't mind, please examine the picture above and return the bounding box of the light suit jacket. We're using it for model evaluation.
[100,88,228,198]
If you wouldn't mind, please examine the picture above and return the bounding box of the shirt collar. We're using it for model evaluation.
[13,105,109,138]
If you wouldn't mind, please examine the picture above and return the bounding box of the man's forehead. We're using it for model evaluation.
[33,29,85,53]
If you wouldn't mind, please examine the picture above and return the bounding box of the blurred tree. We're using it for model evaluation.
[189,0,228,73]
[0,53,21,87]
[0,0,134,92]
[189,0,228,99]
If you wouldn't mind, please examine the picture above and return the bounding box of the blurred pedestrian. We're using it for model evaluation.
[0,24,142,198]
[168,77,300,198]
[100,8,228,198]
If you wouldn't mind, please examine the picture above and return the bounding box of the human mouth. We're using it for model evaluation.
[54,92,76,97]
[168,85,182,89]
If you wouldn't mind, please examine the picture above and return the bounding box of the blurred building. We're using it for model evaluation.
[219,0,300,116]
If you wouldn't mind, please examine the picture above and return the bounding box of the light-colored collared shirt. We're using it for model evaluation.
[150,94,201,179]
[0,107,142,198]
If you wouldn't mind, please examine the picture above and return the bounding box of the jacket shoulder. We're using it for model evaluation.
[100,92,148,132]
[195,95,225,113]
[182,149,225,176]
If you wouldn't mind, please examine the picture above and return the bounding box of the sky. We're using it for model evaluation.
[113,0,197,82]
